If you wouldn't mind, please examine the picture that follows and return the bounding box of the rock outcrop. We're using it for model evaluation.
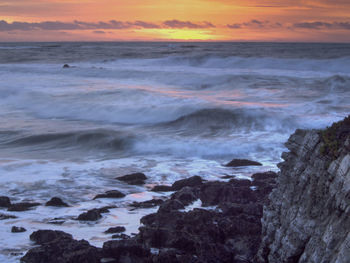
[257,116,350,263]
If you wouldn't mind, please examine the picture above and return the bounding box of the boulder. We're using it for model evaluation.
[0,213,17,220]
[104,226,126,234]
[115,172,147,185]
[0,196,11,207]
[151,185,173,192]
[225,159,262,167]
[76,209,102,221]
[30,230,72,244]
[130,199,164,209]
[11,226,26,233]
[102,239,150,262]
[62,64,70,68]
[45,197,69,207]
[93,190,125,200]
[8,202,41,212]
[171,176,203,191]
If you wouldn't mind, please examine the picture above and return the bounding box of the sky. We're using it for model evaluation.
[0,0,350,42]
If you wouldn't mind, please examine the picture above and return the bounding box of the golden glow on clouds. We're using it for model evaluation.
[0,0,350,41]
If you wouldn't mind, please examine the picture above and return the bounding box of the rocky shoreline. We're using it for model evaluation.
[4,115,350,263]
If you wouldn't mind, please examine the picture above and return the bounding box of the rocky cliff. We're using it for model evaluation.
[258,116,350,263]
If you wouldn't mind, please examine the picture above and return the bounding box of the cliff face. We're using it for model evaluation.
[258,118,350,263]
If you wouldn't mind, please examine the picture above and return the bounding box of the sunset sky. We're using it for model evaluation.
[1,0,350,42]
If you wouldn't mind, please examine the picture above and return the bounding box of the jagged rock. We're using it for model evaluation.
[76,209,102,221]
[102,239,150,262]
[130,199,164,209]
[229,178,252,187]
[170,186,199,206]
[158,199,185,213]
[151,185,173,192]
[171,176,203,191]
[11,226,26,233]
[225,159,262,167]
[45,197,69,207]
[104,226,126,234]
[0,213,17,220]
[115,172,147,185]
[21,230,100,263]
[8,202,40,211]
[0,196,11,207]
[257,116,350,263]
[111,234,130,239]
[93,190,125,200]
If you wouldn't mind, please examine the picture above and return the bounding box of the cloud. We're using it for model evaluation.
[163,19,215,29]
[293,21,350,30]
[93,30,106,34]
[0,19,215,31]
[227,20,282,29]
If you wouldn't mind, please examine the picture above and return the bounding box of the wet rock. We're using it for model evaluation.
[8,202,41,212]
[30,230,72,244]
[45,197,69,207]
[62,64,70,68]
[76,209,102,221]
[102,239,150,262]
[158,199,185,213]
[229,178,252,187]
[251,171,277,182]
[116,172,147,185]
[170,186,199,206]
[0,196,11,207]
[22,230,100,263]
[171,176,203,191]
[11,226,26,233]
[225,159,262,167]
[104,226,126,234]
[93,190,125,200]
[0,213,17,220]
[130,199,164,209]
[151,185,173,192]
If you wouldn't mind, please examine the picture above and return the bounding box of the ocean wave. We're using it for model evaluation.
[2,129,133,151]
[161,108,296,133]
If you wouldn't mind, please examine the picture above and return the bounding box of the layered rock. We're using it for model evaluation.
[258,116,350,263]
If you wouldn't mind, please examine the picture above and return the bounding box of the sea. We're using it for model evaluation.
[0,42,349,262]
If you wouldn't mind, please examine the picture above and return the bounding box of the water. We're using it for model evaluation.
[0,42,349,262]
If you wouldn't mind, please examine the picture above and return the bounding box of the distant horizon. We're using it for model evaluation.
[1,1,350,42]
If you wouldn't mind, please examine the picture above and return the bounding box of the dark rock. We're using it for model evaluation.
[130,199,164,209]
[45,197,69,207]
[229,178,252,187]
[251,171,277,181]
[0,213,17,220]
[151,185,173,192]
[171,176,203,191]
[22,230,100,263]
[8,202,41,212]
[158,199,185,213]
[225,159,262,167]
[30,230,72,244]
[0,196,11,207]
[102,239,150,262]
[170,186,199,206]
[104,226,126,234]
[93,190,125,200]
[115,172,147,185]
[62,64,70,68]
[76,209,102,221]
[11,226,26,233]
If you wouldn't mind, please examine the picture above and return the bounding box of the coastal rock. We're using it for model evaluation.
[8,202,41,212]
[93,190,125,200]
[0,196,11,207]
[151,185,173,192]
[225,159,262,167]
[62,64,70,68]
[257,116,350,263]
[22,230,100,263]
[76,209,102,221]
[104,226,126,234]
[102,239,150,262]
[45,197,69,207]
[115,172,147,185]
[0,213,17,220]
[171,175,203,191]
[11,226,26,233]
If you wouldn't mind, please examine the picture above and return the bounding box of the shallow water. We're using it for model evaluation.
[0,42,349,262]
